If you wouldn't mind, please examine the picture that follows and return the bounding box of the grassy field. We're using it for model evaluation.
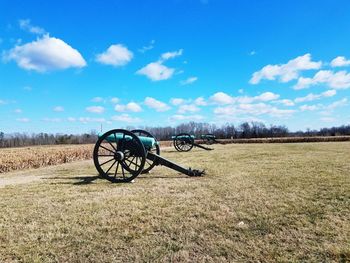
[0,142,349,262]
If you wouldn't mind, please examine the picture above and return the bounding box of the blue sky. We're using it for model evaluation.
[1,0,350,134]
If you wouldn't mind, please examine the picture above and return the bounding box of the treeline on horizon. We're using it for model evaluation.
[0,122,350,148]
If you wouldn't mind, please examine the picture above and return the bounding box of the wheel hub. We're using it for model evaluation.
[115,151,124,161]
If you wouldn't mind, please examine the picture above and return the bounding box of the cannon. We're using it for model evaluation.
[93,129,204,183]
[200,134,219,145]
[172,133,214,152]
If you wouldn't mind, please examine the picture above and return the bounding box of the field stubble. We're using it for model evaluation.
[0,142,349,262]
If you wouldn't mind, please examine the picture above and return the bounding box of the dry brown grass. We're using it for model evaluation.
[0,142,349,262]
[0,144,93,173]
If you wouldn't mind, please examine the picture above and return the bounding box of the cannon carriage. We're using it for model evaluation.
[93,129,204,183]
[172,133,220,152]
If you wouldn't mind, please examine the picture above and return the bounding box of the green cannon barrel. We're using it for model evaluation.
[171,135,196,139]
[99,133,157,149]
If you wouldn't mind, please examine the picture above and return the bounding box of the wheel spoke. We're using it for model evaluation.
[98,154,114,157]
[105,160,117,174]
[107,139,117,152]
[121,164,125,179]
[100,157,115,166]
[114,162,119,178]
[99,144,115,154]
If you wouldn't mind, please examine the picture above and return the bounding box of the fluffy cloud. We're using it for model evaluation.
[330,56,350,67]
[178,104,200,114]
[86,106,105,114]
[214,103,295,118]
[210,91,280,105]
[254,92,280,101]
[3,35,86,72]
[180,76,198,85]
[144,97,171,111]
[137,62,175,81]
[327,98,348,110]
[294,90,336,103]
[114,102,142,112]
[170,98,186,106]
[250,54,321,84]
[14,109,22,113]
[194,97,207,106]
[110,97,120,104]
[53,106,64,112]
[299,104,320,111]
[138,40,155,53]
[42,117,62,122]
[170,114,204,121]
[161,49,183,61]
[96,44,133,66]
[210,92,235,105]
[79,117,106,124]
[295,70,350,90]
[274,99,295,106]
[19,19,45,35]
[111,114,141,123]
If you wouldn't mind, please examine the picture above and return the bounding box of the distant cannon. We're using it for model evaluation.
[172,133,217,152]
[93,129,204,183]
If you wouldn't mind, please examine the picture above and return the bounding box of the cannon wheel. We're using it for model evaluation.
[131,129,160,174]
[174,133,194,152]
[93,129,146,183]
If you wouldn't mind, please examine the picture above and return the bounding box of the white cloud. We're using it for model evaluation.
[330,56,350,67]
[161,49,183,61]
[194,97,207,106]
[14,108,22,113]
[214,103,295,118]
[180,76,198,85]
[295,70,350,90]
[254,92,280,101]
[250,53,321,84]
[210,92,234,105]
[42,117,62,122]
[170,114,204,121]
[138,40,155,53]
[79,117,106,124]
[210,91,280,105]
[53,106,64,112]
[114,102,142,112]
[96,44,133,66]
[91,97,104,103]
[299,104,320,111]
[0,100,6,105]
[19,19,45,35]
[144,97,171,112]
[170,98,186,106]
[274,99,295,106]
[136,62,175,81]
[178,104,200,114]
[327,98,348,110]
[3,35,86,72]
[294,90,336,103]
[17,118,30,123]
[67,117,76,122]
[86,106,105,114]
[111,114,141,123]
[110,97,120,104]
